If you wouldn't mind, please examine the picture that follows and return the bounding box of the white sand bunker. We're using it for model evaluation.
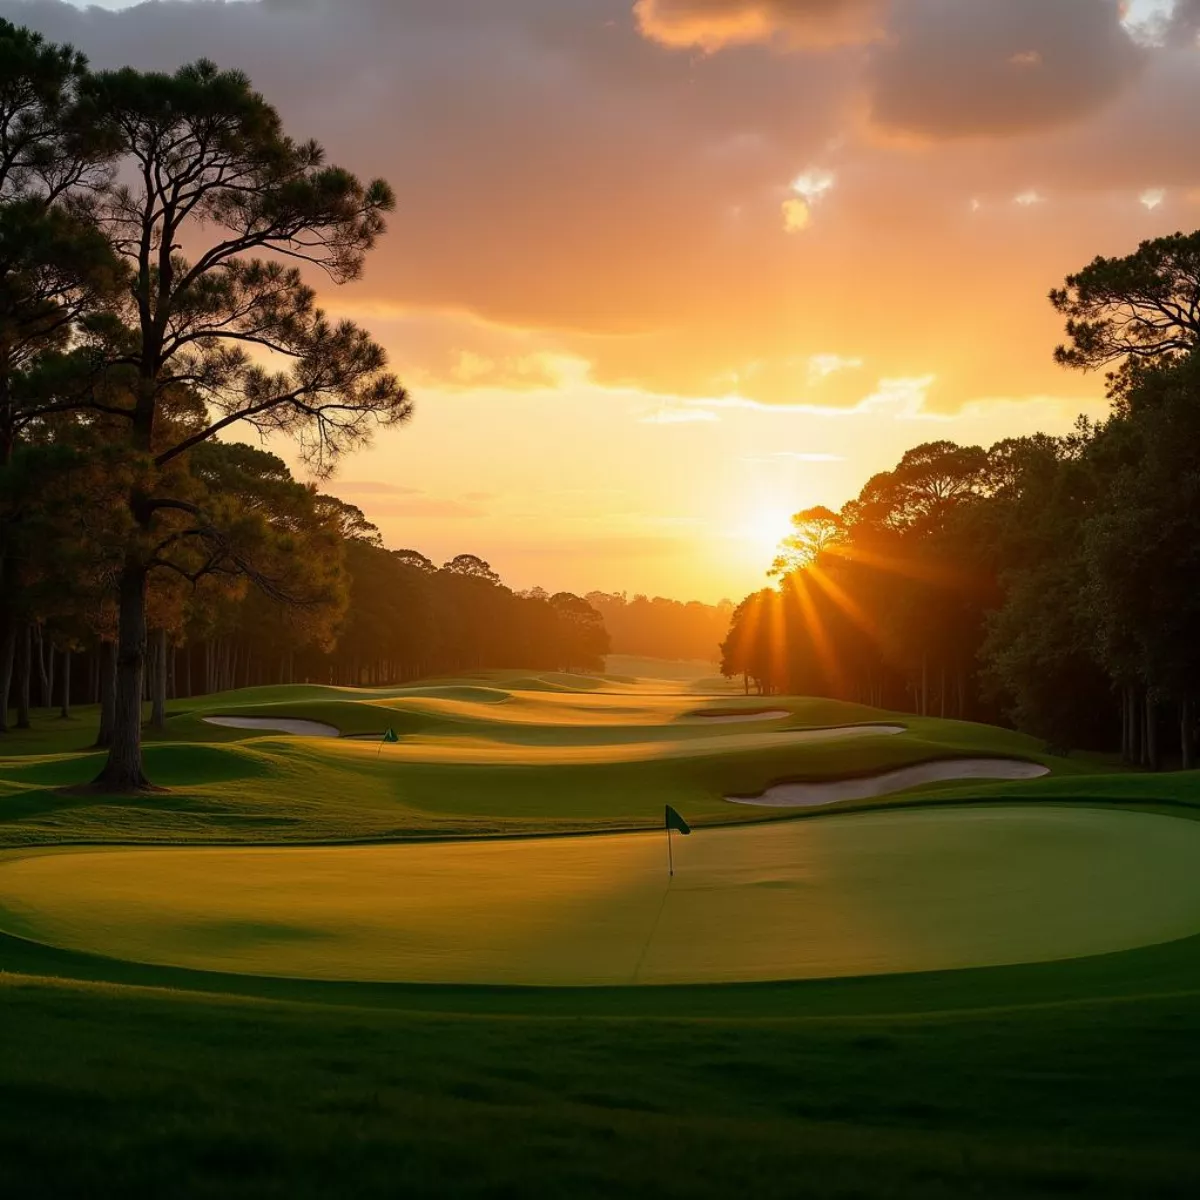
[690,710,791,724]
[728,757,1050,809]
[204,716,340,739]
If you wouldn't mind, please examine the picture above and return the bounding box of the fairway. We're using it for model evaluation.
[4,805,1199,986]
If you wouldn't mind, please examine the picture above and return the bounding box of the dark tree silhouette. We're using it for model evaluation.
[74,60,410,790]
[769,506,845,577]
[0,20,122,732]
[1051,231,1200,375]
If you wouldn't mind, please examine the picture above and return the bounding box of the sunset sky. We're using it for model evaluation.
[8,0,1199,601]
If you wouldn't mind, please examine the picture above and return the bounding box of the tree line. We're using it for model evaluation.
[583,592,732,663]
[722,229,1200,770]
[4,428,611,728]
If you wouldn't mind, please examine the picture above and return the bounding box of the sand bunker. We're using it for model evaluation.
[203,716,341,738]
[728,757,1050,809]
[690,710,791,723]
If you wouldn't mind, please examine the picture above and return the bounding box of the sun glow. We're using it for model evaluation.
[744,505,796,553]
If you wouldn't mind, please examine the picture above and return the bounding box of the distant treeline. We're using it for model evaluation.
[723,230,1200,770]
[583,593,732,664]
[3,438,613,724]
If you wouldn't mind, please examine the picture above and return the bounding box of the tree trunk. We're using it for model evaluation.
[93,560,150,789]
[95,641,116,749]
[15,621,31,730]
[0,617,14,734]
[150,627,167,732]
[184,644,192,699]
[1182,696,1194,772]
[60,648,72,720]
[1145,694,1159,773]
[32,623,50,709]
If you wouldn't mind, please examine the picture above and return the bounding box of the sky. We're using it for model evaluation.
[6,0,1199,601]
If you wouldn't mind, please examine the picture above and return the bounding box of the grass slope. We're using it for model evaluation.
[0,676,1127,846]
[4,671,1200,1195]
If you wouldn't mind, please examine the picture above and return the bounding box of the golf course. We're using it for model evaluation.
[5,664,1200,1196]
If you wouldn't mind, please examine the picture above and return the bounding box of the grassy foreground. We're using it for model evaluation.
[3,669,1200,1195]
[5,938,1200,1198]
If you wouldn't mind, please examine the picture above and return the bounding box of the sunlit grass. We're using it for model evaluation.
[5,806,1197,985]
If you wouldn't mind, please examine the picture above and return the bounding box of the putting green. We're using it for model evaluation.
[3,806,1199,986]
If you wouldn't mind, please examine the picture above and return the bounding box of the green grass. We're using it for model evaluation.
[5,806,1200,985]
[0,676,1124,846]
[4,669,1200,1195]
[5,936,1200,1198]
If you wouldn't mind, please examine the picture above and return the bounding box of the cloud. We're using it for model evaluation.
[781,197,811,232]
[6,0,1200,418]
[792,166,836,201]
[808,353,864,382]
[866,0,1145,139]
[634,0,883,51]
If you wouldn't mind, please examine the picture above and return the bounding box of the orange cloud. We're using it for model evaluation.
[634,0,882,50]
[781,197,811,232]
[11,0,1199,420]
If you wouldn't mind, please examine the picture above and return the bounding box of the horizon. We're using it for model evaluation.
[11,0,1193,600]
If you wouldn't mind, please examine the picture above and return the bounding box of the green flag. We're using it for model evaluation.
[665,805,691,835]
[382,728,400,743]
[664,805,690,878]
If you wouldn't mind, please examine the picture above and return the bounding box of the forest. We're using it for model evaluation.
[722,229,1200,769]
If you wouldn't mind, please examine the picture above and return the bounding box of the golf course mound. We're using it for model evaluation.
[728,757,1051,808]
[203,716,342,738]
[689,709,792,723]
[381,685,513,705]
[2,805,1196,986]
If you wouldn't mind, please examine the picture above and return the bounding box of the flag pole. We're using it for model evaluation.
[667,822,674,878]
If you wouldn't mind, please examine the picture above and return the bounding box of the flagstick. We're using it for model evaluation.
[667,823,674,878]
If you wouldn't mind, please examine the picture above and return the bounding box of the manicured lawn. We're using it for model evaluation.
[4,806,1200,985]
[0,674,1129,846]
[3,671,1199,1196]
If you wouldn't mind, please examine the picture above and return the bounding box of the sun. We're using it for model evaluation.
[743,505,796,553]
